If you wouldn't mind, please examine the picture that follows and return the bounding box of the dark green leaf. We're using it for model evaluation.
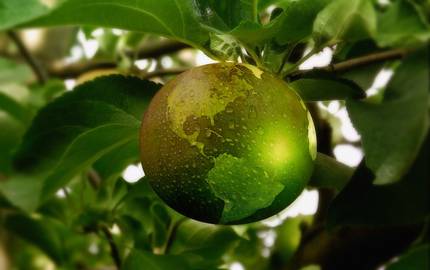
[386,244,429,270]
[313,0,377,46]
[376,0,430,47]
[347,48,429,184]
[290,75,366,101]
[9,75,160,209]
[328,134,429,227]
[308,153,354,190]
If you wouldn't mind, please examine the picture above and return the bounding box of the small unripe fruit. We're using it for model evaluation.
[140,63,316,224]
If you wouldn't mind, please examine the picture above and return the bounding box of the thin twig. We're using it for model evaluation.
[0,39,188,79]
[133,40,189,60]
[326,48,408,72]
[49,60,117,79]
[289,48,408,79]
[87,168,102,189]
[7,30,48,84]
[160,217,187,255]
[102,227,122,269]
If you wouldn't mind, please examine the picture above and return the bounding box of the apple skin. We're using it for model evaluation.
[140,63,316,224]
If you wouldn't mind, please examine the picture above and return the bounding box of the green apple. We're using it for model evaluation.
[140,63,316,224]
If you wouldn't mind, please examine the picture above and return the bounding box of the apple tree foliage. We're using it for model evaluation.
[0,0,429,269]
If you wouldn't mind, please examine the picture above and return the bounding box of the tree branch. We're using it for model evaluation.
[141,67,189,79]
[48,40,189,78]
[7,31,49,84]
[48,60,117,79]
[289,48,409,80]
[132,40,189,59]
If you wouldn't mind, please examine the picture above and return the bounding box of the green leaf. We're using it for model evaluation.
[93,139,139,183]
[229,19,282,46]
[10,75,160,208]
[116,214,152,251]
[227,226,266,268]
[386,244,429,270]
[0,0,51,30]
[208,33,243,60]
[301,266,321,270]
[169,219,240,262]
[4,213,63,263]
[151,202,172,249]
[0,58,33,84]
[38,197,70,222]
[347,48,429,184]
[328,134,429,227]
[25,0,210,50]
[29,79,66,107]
[0,83,34,124]
[196,0,259,30]
[120,180,162,227]
[273,0,330,45]
[290,75,366,101]
[0,79,65,175]
[0,91,32,124]
[313,0,377,46]
[0,59,34,113]
[308,153,354,190]
[0,113,25,174]
[123,250,194,270]
[231,0,329,46]
[0,175,42,211]
[376,0,430,47]
[118,179,181,251]
[273,215,312,264]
